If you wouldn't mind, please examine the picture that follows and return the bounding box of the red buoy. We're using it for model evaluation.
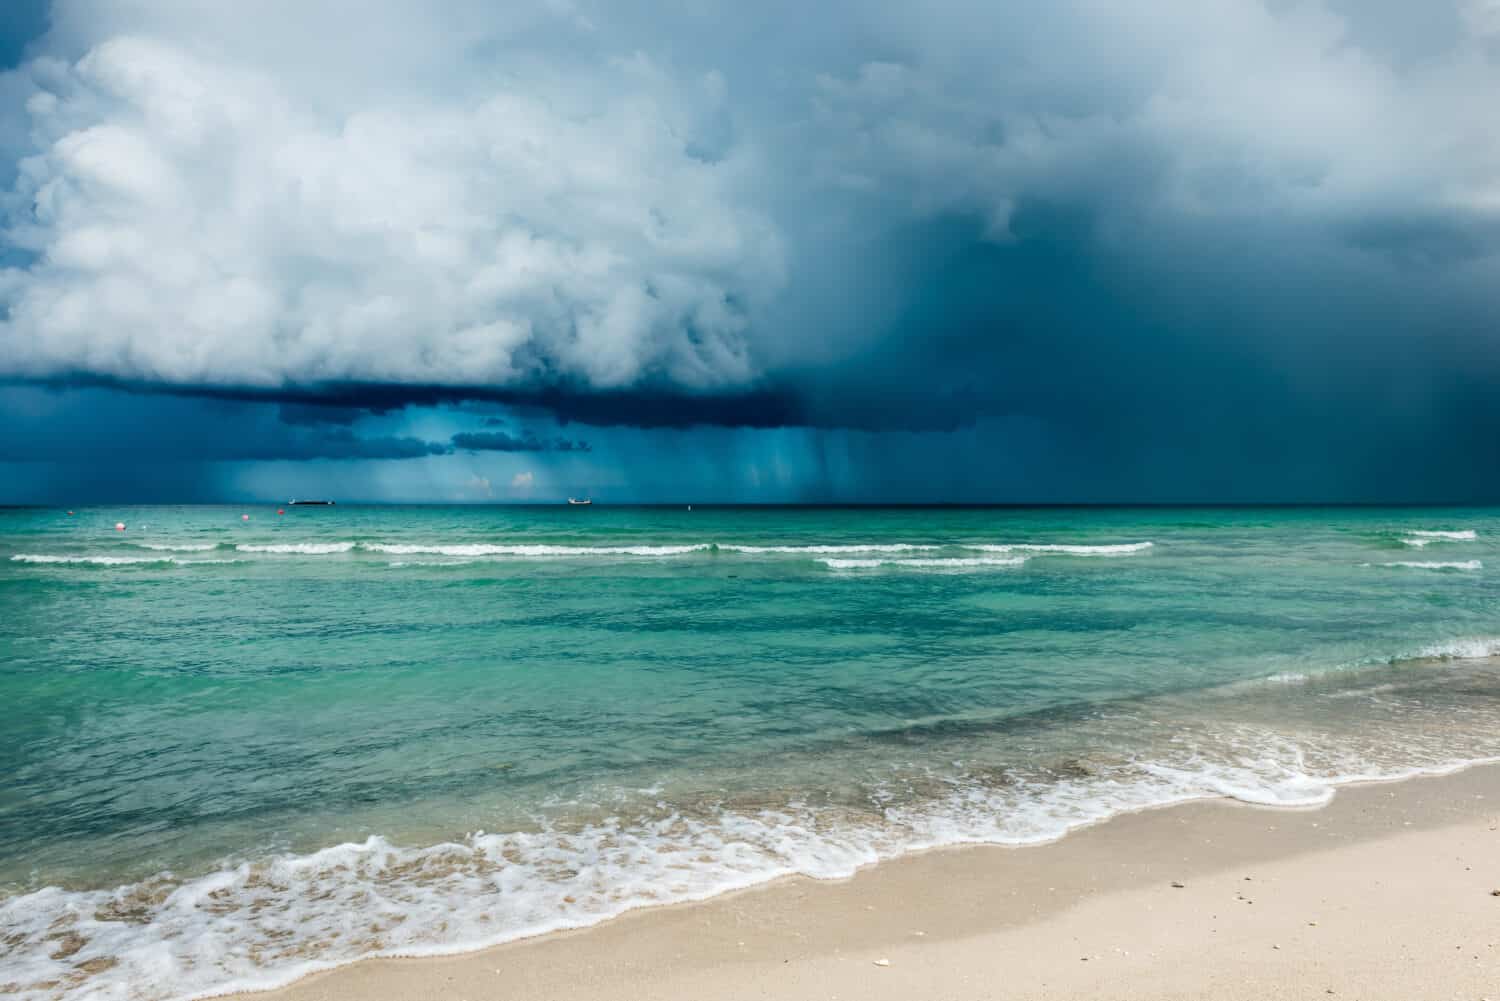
[277,509,285,515]
[242,514,251,521]
[115,522,126,531]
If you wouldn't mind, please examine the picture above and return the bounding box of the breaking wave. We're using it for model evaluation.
[4,734,1497,1001]
[821,556,1028,570]
[1411,636,1500,660]
[1402,529,1478,548]
[717,543,940,554]
[9,554,239,567]
[363,543,710,557]
[235,542,357,555]
[134,543,222,552]
[13,539,1155,565]
[965,542,1153,556]
[4,623,1500,1001]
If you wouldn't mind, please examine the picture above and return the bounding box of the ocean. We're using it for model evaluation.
[3,504,1500,1000]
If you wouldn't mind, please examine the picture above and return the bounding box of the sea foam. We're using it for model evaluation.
[1412,636,1500,661]
[362,543,710,557]
[718,543,941,554]
[5,736,1497,1001]
[135,542,221,552]
[965,541,1153,556]
[7,554,236,566]
[821,556,1028,570]
[235,542,357,554]
[1401,529,1478,548]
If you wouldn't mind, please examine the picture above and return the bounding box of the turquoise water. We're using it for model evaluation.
[4,505,1500,1000]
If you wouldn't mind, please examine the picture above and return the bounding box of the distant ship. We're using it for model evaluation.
[567,497,592,506]
[288,499,336,506]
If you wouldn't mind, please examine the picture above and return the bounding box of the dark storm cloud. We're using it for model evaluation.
[280,428,449,461]
[0,0,47,71]
[277,404,368,427]
[450,430,591,453]
[0,387,448,464]
[7,373,811,430]
[3,1,1500,500]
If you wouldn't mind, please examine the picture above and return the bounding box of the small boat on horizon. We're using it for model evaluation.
[567,497,592,506]
[288,499,336,506]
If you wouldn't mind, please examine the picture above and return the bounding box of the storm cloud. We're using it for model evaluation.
[450,430,590,453]
[0,387,449,463]
[3,1,1500,500]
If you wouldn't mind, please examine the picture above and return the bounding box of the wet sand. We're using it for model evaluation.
[231,763,1500,1001]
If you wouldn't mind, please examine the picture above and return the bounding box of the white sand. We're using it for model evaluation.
[232,764,1500,1001]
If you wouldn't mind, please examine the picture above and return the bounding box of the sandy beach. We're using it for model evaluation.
[230,763,1500,1001]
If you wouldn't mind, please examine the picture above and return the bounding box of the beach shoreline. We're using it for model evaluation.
[10,504,1500,1001]
[227,761,1500,1001]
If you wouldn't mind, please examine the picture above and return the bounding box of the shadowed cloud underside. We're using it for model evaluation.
[2,0,1500,500]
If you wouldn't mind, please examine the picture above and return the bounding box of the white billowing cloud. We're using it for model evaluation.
[510,470,535,489]
[1464,0,1500,36]
[802,2,1500,240]
[2,0,1500,405]
[0,13,782,391]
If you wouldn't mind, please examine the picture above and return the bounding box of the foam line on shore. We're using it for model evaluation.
[6,737,1500,1001]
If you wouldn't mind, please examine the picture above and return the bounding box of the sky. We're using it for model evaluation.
[2,0,1500,503]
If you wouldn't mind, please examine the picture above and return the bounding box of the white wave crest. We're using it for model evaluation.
[235,542,357,554]
[718,543,941,554]
[135,542,220,552]
[10,554,241,567]
[362,543,709,557]
[12,554,175,566]
[1402,529,1478,548]
[966,541,1153,556]
[821,556,1028,570]
[1413,636,1500,660]
[1377,560,1482,571]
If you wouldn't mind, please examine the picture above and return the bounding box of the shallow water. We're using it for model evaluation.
[3,505,1500,1000]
